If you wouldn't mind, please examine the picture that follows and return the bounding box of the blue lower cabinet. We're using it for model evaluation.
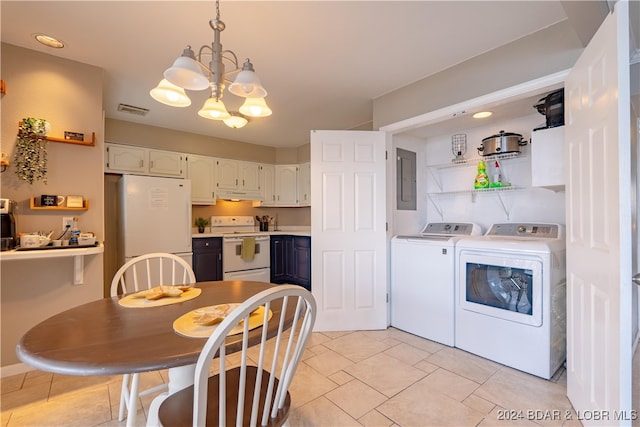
[270,235,311,290]
[192,237,222,282]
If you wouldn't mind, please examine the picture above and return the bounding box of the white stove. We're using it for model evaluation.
[211,216,271,282]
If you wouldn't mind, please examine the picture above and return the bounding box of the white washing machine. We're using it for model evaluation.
[391,222,481,346]
[455,223,566,379]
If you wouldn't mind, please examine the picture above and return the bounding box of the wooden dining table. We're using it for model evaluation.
[16,280,292,427]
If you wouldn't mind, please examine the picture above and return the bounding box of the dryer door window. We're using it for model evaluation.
[459,252,543,326]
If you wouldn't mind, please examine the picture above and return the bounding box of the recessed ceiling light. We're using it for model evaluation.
[34,33,64,49]
[473,111,493,119]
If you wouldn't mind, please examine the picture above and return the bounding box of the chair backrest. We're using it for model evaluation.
[110,252,196,296]
[194,285,316,426]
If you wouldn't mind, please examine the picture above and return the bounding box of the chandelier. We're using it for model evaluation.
[150,0,271,129]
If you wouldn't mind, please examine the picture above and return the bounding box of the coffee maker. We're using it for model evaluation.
[1,198,17,251]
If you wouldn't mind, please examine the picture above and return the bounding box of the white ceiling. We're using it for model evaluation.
[2,1,573,148]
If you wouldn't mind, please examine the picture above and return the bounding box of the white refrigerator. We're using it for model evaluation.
[119,175,192,266]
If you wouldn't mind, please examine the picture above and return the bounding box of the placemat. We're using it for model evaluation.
[173,303,272,338]
[118,287,201,308]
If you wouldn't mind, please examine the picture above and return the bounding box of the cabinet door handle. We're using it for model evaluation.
[205,242,209,247]
[218,253,222,261]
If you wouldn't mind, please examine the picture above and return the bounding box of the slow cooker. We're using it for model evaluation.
[477,131,528,156]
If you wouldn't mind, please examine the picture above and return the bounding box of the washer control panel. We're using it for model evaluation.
[487,223,561,239]
[420,222,482,236]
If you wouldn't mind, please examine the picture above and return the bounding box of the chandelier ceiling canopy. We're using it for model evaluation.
[150,0,271,129]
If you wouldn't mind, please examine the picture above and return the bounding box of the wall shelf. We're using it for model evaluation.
[0,244,104,285]
[428,152,522,171]
[18,121,95,146]
[30,197,89,211]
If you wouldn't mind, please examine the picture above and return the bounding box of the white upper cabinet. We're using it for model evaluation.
[106,143,185,178]
[216,158,239,192]
[105,143,147,174]
[530,126,564,191]
[148,149,185,178]
[259,164,276,206]
[297,162,311,206]
[215,158,262,200]
[187,154,217,205]
[238,161,261,194]
[275,165,298,206]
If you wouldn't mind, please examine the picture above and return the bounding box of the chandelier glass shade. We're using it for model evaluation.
[198,97,231,120]
[150,0,271,128]
[223,113,249,129]
[239,97,272,117]
[149,79,191,107]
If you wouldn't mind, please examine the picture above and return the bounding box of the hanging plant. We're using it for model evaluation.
[14,117,50,184]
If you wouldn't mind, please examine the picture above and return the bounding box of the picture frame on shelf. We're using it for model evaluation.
[66,195,84,208]
[64,131,84,141]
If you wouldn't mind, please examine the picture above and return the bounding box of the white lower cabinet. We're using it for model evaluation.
[187,154,217,205]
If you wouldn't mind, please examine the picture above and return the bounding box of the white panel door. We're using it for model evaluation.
[565,1,633,422]
[311,130,388,331]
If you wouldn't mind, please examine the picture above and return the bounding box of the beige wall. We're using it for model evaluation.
[373,21,585,129]
[106,118,277,163]
[106,118,313,164]
[1,43,104,369]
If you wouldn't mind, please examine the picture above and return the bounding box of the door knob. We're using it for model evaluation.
[632,273,640,285]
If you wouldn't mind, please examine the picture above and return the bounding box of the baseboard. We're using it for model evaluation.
[1,362,35,378]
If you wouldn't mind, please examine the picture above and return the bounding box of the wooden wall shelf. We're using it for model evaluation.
[18,122,95,146]
[45,133,95,146]
[30,197,89,211]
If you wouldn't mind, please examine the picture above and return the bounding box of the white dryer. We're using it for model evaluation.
[455,223,566,379]
[391,222,481,346]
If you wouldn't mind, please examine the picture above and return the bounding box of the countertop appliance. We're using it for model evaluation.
[119,175,192,266]
[455,223,566,379]
[390,222,481,346]
[477,130,527,156]
[534,88,565,130]
[210,216,270,282]
[0,198,17,251]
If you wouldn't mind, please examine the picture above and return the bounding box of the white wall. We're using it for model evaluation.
[391,112,566,235]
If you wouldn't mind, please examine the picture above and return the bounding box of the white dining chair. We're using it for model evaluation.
[110,252,196,427]
[157,284,317,427]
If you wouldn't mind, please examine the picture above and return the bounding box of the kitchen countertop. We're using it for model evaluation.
[192,227,311,238]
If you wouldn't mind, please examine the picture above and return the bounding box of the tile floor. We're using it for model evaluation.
[2,328,638,427]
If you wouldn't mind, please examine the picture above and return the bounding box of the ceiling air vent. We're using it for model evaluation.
[117,103,149,116]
